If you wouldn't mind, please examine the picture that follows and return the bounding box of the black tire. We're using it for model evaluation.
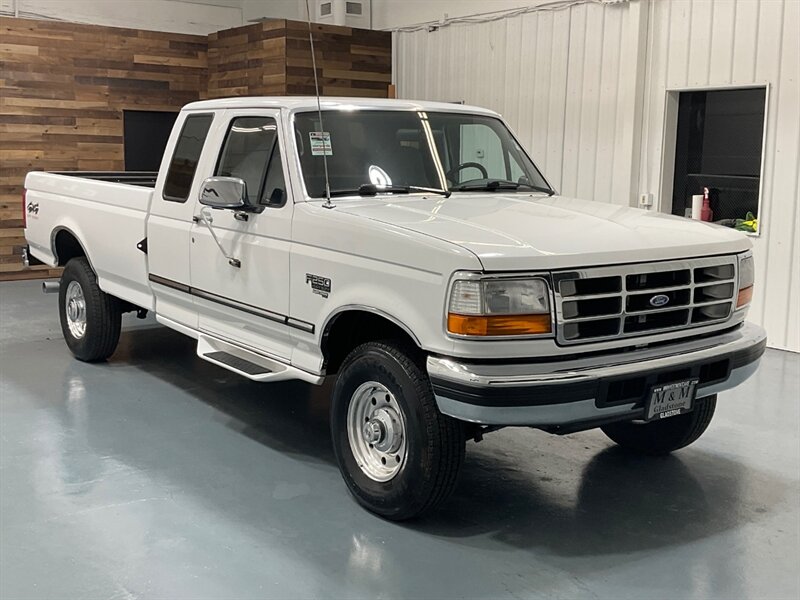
[601,394,717,455]
[331,341,465,521]
[58,257,122,362]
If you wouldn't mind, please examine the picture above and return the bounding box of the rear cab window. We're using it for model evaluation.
[163,114,214,203]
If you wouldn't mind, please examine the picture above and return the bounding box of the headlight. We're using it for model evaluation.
[447,276,552,336]
[737,253,754,308]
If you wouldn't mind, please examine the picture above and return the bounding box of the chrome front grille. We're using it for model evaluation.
[554,256,738,345]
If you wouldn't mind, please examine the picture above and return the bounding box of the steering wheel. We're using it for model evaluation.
[446,162,488,183]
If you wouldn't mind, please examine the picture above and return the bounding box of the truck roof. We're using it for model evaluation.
[183,96,500,116]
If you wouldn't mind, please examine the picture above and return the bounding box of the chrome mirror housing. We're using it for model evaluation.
[199,177,247,209]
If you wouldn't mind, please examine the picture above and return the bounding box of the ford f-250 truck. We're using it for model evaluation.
[23,97,767,520]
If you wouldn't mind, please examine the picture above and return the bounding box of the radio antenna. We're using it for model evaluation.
[305,0,334,209]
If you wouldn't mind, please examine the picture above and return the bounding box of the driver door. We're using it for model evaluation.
[189,109,294,360]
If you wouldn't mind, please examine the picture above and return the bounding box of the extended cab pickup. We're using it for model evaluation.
[24,97,767,520]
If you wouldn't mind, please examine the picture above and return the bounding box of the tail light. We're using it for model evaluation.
[22,189,27,229]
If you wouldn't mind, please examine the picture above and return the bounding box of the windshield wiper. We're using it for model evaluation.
[328,184,450,198]
[402,185,451,197]
[450,180,555,195]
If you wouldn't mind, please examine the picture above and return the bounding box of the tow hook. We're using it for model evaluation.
[471,424,505,443]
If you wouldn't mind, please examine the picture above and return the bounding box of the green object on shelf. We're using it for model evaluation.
[734,212,758,233]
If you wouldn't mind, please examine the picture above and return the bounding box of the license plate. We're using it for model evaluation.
[645,379,698,421]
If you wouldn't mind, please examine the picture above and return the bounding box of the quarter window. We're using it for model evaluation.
[163,114,213,202]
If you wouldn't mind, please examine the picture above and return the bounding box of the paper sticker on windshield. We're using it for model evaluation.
[309,132,332,156]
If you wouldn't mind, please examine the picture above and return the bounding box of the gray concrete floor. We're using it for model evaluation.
[1,279,798,600]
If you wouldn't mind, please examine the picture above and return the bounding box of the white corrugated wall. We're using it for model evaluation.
[639,0,799,351]
[394,0,799,352]
[395,1,641,206]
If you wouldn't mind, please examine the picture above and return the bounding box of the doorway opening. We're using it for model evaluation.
[123,110,180,172]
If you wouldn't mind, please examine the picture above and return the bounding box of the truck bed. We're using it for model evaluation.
[24,171,156,310]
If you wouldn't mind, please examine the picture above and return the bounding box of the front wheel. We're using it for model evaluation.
[58,257,122,362]
[601,395,717,455]
[330,341,465,520]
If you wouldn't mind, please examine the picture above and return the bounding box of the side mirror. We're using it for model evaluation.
[199,177,247,209]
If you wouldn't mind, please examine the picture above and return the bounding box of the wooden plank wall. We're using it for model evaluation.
[207,21,287,98]
[207,19,391,99]
[284,21,392,97]
[0,17,208,281]
[0,17,391,280]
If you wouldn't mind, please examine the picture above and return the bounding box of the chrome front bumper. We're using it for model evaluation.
[427,322,767,427]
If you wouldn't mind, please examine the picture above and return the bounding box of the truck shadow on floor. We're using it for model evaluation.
[113,321,338,466]
[420,444,778,557]
[45,324,791,558]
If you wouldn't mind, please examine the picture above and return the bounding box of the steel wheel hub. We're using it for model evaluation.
[65,280,87,339]
[347,382,407,482]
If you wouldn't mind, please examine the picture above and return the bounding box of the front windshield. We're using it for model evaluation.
[294,110,551,198]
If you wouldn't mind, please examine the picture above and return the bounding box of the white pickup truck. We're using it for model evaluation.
[24,97,766,520]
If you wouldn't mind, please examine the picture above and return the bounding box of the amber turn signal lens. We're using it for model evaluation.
[447,313,552,336]
[736,285,753,308]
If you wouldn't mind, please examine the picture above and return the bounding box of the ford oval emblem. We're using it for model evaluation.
[649,294,670,307]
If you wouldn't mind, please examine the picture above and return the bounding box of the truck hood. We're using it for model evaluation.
[333,194,751,270]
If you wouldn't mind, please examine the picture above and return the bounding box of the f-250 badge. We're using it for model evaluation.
[27,201,39,218]
[306,274,331,298]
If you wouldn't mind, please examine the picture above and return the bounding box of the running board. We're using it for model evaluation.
[197,334,322,384]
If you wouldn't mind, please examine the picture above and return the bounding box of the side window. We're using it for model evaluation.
[458,123,505,182]
[260,142,286,206]
[508,152,525,182]
[215,116,286,207]
[163,114,213,202]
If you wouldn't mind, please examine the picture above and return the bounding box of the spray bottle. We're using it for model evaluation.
[701,187,714,222]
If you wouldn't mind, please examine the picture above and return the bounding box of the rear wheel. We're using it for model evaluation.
[330,341,465,520]
[601,395,717,455]
[59,257,122,362]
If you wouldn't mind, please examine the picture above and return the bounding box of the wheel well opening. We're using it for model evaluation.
[322,311,419,375]
[54,230,86,266]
